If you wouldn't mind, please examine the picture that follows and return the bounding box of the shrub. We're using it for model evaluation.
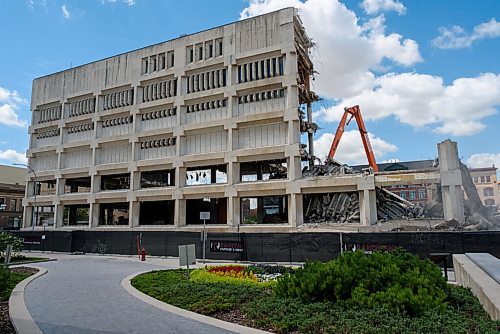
[0,232,23,259]
[246,264,294,275]
[275,249,449,315]
[0,265,10,296]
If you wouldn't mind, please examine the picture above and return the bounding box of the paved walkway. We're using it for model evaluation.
[23,253,235,334]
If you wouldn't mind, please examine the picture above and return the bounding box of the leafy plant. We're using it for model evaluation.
[275,249,449,315]
[190,267,260,286]
[0,232,23,258]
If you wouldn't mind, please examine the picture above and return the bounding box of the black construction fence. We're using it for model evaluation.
[12,230,500,263]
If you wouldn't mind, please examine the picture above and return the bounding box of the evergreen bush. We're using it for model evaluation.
[275,249,448,315]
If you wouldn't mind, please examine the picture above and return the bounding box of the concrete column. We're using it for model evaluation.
[289,193,303,227]
[23,205,32,229]
[176,199,186,227]
[438,139,465,223]
[232,196,240,228]
[54,204,64,228]
[92,174,101,193]
[131,171,141,190]
[129,201,140,227]
[90,203,99,227]
[359,189,377,226]
[288,156,302,181]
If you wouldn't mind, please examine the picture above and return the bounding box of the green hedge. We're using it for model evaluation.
[275,250,448,315]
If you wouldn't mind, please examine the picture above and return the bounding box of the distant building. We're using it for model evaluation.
[0,165,26,229]
[469,166,499,213]
[352,160,438,206]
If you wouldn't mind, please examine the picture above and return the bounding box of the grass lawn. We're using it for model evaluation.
[132,269,500,334]
[0,267,39,334]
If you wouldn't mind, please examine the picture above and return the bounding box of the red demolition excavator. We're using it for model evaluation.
[327,105,379,172]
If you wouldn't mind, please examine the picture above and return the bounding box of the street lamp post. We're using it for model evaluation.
[13,163,37,231]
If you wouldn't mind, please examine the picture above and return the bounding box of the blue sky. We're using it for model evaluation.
[0,0,499,168]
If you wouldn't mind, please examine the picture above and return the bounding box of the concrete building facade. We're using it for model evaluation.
[0,165,26,229]
[24,8,380,232]
[469,166,499,213]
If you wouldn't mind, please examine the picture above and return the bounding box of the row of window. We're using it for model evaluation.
[0,197,22,212]
[237,56,284,84]
[186,38,223,64]
[473,175,492,183]
[37,104,62,124]
[68,96,96,117]
[38,194,288,227]
[399,190,426,200]
[141,51,175,75]
[32,160,288,195]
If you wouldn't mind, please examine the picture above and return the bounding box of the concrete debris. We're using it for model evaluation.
[376,187,425,220]
[302,158,356,177]
[304,192,360,224]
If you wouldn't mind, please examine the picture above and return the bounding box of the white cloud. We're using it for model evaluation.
[361,0,406,15]
[102,0,136,5]
[62,4,70,19]
[432,18,500,49]
[0,149,27,164]
[0,105,27,127]
[313,130,398,164]
[0,86,27,128]
[240,0,422,98]
[315,72,500,136]
[466,153,500,169]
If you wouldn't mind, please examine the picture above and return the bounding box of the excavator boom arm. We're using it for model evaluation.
[327,105,379,172]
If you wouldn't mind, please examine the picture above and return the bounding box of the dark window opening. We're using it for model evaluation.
[238,65,242,83]
[222,69,227,86]
[101,173,130,191]
[36,180,56,196]
[141,169,175,188]
[189,48,194,63]
[243,64,248,82]
[208,44,213,58]
[186,198,227,225]
[159,53,166,70]
[139,200,174,225]
[218,41,223,56]
[33,205,55,226]
[99,202,129,226]
[240,159,287,182]
[241,196,288,224]
[278,56,284,75]
[198,46,203,61]
[186,164,227,185]
[272,58,277,77]
[266,59,271,78]
[63,204,90,226]
[65,177,91,194]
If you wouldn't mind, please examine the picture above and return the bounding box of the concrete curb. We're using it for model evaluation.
[9,266,47,334]
[122,270,271,334]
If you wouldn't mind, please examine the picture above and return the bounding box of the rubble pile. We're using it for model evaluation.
[302,158,358,177]
[376,187,425,220]
[304,192,360,224]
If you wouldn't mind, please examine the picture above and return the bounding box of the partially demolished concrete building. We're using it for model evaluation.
[23,8,465,232]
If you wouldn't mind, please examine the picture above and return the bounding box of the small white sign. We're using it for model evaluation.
[200,212,210,220]
[41,235,46,240]
[179,244,196,266]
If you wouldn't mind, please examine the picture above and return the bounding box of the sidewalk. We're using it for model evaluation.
[19,252,237,334]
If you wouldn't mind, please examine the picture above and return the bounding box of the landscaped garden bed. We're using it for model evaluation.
[0,266,39,334]
[131,250,500,334]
